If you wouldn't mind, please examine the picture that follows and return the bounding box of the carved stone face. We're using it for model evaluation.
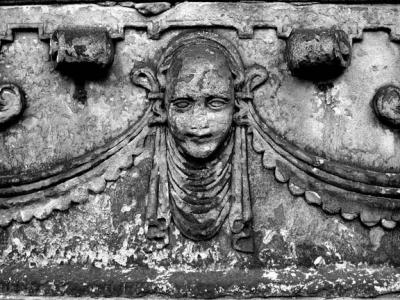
[165,44,235,159]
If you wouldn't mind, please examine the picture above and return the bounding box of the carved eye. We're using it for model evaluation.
[208,98,229,109]
[172,99,192,110]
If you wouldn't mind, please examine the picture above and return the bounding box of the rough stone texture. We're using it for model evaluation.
[50,28,115,102]
[373,85,400,128]
[1,0,400,4]
[1,2,400,298]
[134,2,171,16]
[50,28,114,72]
[285,28,351,79]
[0,83,25,127]
[0,31,145,179]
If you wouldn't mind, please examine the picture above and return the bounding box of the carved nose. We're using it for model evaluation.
[190,108,209,129]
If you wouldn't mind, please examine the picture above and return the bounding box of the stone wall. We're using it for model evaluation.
[1,2,400,298]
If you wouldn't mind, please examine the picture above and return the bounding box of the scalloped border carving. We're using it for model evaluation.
[0,113,150,227]
[248,103,400,229]
[2,3,400,228]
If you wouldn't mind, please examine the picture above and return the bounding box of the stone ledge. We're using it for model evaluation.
[1,0,400,5]
[1,264,400,298]
[1,297,400,300]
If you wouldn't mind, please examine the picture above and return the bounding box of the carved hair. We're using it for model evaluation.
[156,31,245,92]
[130,31,267,125]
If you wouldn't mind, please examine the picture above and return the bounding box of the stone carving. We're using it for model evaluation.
[50,28,115,102]
[4,2,400,298]
[134,2,171,16]
[0,6,399,235]
[250,107,400,228]
[0,83,25,128]
[286,28,352,79]
[1,24,399,237]
[131,31,268,252]
[50,28,114,71]
[373,85,400,128]
[0,118,149,226]
[2,4,400,43]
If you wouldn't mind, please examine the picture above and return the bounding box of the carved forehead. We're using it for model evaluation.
[157,32,245,89]
[167,43,233,82]
[173,43,231,68]
[164,45,234,101]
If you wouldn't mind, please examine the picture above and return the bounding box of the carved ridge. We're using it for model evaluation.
[0,108,150,195]
[249,105,400,228]
[0,83,25,127]
[1,4,400,43]
[0,119,150,227]
[250,106,400,192]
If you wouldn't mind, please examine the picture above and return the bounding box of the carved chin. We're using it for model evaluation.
[180,141,220,159]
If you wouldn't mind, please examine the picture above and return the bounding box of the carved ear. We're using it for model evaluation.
[234,65,268,125]
[150,100,167,125]
[130,66,166,125]
[130,67,160,94]
[243,64,268,95]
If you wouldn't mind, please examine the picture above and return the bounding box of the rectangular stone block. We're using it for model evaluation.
[0,1,400,299]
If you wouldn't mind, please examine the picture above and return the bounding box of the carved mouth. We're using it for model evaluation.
[186,132,213,142]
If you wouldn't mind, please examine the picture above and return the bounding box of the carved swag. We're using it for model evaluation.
[131,31,268,252]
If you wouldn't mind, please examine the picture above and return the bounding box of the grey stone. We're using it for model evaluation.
[373,85,400,128]
[49,27,115,102]
[50,28,114,71]
[0,83,25,128]
[1,1,400,298]
[134,2,171,16]
[285,28,351,79]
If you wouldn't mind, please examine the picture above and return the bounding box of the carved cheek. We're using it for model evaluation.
[207,107,234,137]
[167,108,192,139]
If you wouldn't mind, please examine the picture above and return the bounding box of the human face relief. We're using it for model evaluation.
[166,45,235,160]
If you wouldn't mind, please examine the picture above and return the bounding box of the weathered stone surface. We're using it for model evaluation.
[0,0,399,4]
[50,28,114,72]
[1,2,400,298]
[373,85,400,128]
[285,28,351,79]
[0,83,25,128]
[134,2,171,16]
[50,27,115,102]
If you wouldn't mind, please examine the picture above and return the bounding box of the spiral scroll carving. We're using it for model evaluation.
[0,83,25,128]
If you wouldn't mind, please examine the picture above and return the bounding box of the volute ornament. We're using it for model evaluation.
[0,83,25,128]
[373,85,400,128]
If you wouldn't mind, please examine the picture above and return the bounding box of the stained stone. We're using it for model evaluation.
[0,84,25,127]
[2,1,400,298]
[134,2,171,15]
[286,28,351,79]
[373,85,400,128]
